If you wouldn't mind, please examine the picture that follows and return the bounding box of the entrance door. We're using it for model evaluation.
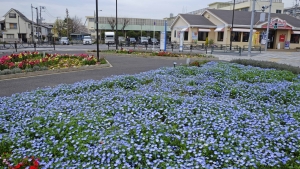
[268,30,276,49]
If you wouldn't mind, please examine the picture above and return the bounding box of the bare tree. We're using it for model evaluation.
[121,18,130,35]
[107,18,116,31]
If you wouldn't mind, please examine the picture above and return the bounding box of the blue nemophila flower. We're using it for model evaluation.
[0,62,300,168]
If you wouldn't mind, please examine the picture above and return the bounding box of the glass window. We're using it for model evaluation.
[89,18,94,22]
[9,23,17,29]
[7,34,14,39]
[198,32,208,41]
[242,32,249,42]
[184,32,188,41]
[231,32,241,42]
[9,13,16,18]
[217,32,224,41]
[276,10,282,14]
[290,34,300,43]
[174,30,176,38]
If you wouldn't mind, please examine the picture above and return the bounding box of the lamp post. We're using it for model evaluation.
[230,0,236,50]
[116,0,118,50]
[95,0,100,62]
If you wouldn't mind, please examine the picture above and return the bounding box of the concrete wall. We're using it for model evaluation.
[171,18,189,43]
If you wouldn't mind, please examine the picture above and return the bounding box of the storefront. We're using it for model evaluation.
[171,9,300,49]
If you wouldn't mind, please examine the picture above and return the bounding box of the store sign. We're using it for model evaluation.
[262,18,292,30]
[279,34,285,42]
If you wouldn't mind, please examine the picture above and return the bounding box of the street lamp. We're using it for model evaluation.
[95,0,100,62]
[116,0,118,50]
[229,0,236,50]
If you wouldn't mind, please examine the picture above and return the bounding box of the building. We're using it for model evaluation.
[188,0,284,15]
[0,8,51,43]
[86,16,172,41]
[284,4,300,19]
[171,9,300,49]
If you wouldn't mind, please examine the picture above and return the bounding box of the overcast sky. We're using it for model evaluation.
[0,0,295,24]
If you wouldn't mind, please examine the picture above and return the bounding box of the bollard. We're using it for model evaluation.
[120,43,123,49]
[171,44,174,51]
[3,41,6,48]
[34,43,36,51]
[108,43,110,50]
[239,47,242,56]
[190,45,193,52]
[145,44,148,50]
[221,44,223,50]
[133,43,136,49]
[211,46,214,54]
[53,39,56,51]
[205,46,207,54]
[14,41,17,52]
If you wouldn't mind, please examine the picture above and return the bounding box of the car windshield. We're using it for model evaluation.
[61,37,68,40]
[141,37,147,40]
[130,38,135,41]
[84,37,91,39]
[151,38,157,41]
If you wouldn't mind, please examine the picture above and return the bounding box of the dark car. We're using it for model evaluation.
[149,38,159,45]
[129,38,136,44]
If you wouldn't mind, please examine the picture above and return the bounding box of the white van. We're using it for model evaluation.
[83,36,92,45]
[105,32,115,44]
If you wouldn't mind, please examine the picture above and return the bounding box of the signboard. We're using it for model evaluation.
[160,31,165,51]
[285,41,290,49]
[262,18,292,30]
[191,31,198,43]
[179,31,184,52]
[279,34,285,42]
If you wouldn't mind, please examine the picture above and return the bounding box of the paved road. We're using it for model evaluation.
[0,52,188,97]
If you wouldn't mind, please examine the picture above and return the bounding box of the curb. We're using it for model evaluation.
[0,61,112,81]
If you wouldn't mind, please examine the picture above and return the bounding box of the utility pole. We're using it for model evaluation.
[35,7,39,42]
[230,0,236,50]
[265,0,273,51]
[31,4,34,43]
[248,0,256,57]
[116,0,118,50]
[66,8,69,38]
[95,0,100,62]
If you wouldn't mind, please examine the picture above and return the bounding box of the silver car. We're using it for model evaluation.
[60,37,69,45]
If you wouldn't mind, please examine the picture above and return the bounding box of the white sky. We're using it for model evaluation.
[0,0,296,24]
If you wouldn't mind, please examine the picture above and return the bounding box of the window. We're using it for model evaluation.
[231,32,241,42]
[89,18,94,22]
[7,34,14,39]
[9,23,17,29]
[184,31,188,41]
[9,13,16,18]
[242,32,249,42]
[198,32,208,41]
[290,34,300,43]
[174,30,176,38]
[276,10,282,14]
[217,32,224,41]
[28,24,31,29]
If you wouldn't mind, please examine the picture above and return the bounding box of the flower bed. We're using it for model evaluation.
[1,62,300,168]
[91,49,215,58]
[0,52,100,75]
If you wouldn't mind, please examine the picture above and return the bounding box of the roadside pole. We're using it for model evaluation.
[265,0,273,51]
[153,22,155,50]
[248,0,256,57]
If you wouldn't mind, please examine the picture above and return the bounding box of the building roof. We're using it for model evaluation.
[206,9,300,27]
[179,14,216,26]
[3,8,34,24]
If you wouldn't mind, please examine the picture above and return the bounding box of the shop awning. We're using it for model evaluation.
[181,28,188,32]
[214,27,224,32]
[293,31,300,34]
[198,28,211,32]
[232,28,256,32]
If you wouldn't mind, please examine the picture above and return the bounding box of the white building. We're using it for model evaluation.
[0,8,51,43]
[188,0,284,15]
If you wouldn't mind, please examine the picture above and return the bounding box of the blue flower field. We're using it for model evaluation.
[0,62,300,168]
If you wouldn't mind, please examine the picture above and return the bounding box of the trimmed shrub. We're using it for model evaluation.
[1,69,12,75]
[25,68,33,72]
[11,68,22,74]
[230,59,300,74]
[33,65,41,71]
[40,66,48,71]
[190,60,209,67]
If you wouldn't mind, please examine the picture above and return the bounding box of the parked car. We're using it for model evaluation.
[149,38,159,45]
[60,37,69,45]
[140,36,148,45]
[130,38,136,44]
[83,36,92,45]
